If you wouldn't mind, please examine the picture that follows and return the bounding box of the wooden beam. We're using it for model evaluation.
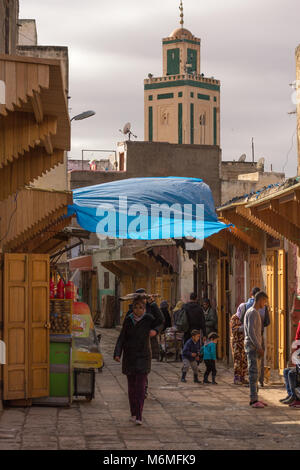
[101,261,123,278]
[250,207,300,248]
[134,252,160,272]
[268,199,300,229]
[42,134,53,155]
[207,231,228,254]
[235,205,280,240]
[219,209,264,251]
[30,90,44,123]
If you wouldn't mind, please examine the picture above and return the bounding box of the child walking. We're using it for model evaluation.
[201,332,219,384]
[181,329,201,383]
[114,296,164,425]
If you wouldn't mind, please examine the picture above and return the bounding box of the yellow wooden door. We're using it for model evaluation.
[3,254,29,400]
[3,254,50,400]
[277,249,286,374]
[28,255,50,398]
[266,251,277,369]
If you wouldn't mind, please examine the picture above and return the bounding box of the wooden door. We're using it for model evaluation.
[155,277,163,306]
[235,251,245,310]
[277,250,286,374]
[120,275,133,322]
[3,254,50,400]
[162,275,171,305]
[217,257,227,359]
[28,255,50,398]
[266,251,277,369]
[250,253,262,291]
[3,254,29,400]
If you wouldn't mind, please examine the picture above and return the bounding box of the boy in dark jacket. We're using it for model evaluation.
[114,296,163,425]
[181,330,201,384]
[201,332,219,384]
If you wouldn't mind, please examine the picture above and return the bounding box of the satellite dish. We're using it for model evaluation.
[123,122,131,135]
[119,122,137,141]
[238,154,247,162]
[257,157,265,167]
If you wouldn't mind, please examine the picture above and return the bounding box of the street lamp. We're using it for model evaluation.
[70,110,96,171]
[70,110,96,122]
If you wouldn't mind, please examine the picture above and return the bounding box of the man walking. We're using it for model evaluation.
[244,291,268,408]
[183,293,207,345]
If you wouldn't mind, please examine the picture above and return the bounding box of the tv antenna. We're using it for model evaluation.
[238,154,246,162]
[119,122,137,141]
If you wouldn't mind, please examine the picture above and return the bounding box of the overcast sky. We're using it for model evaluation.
[19,0,300,176]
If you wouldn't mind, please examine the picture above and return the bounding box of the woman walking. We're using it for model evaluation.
[230,303,248,385]
[114,296,163,425]
[172,300,184,326]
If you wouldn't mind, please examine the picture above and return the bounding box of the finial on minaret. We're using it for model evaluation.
[179,0,184,28]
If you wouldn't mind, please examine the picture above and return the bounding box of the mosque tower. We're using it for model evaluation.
[144,1,220,146]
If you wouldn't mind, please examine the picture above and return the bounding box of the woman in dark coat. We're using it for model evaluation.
[160,300,172,331]
[114,296,163,425]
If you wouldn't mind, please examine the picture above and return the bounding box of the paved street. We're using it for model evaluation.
[0,328,299,450]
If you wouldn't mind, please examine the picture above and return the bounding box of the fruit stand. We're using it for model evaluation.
[33,277,103,407]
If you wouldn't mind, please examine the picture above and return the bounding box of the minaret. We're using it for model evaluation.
[144,1,220,146]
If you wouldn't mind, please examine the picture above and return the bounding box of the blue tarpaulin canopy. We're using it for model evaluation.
[67,177,231,240]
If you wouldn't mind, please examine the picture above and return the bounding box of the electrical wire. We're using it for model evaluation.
[282,128,297,173]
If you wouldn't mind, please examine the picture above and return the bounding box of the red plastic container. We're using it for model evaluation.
[50,278,55,299]
[57,278,65,299]
[65,281,76,300]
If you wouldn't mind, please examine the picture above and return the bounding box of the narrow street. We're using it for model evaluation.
[0,328,299,451]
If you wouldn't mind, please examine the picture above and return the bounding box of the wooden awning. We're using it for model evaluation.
[205,226,250,254]
[101,258,150,278]
[216,198,284,252]
[0,54,70,200]
[0,187,73,253]
[246,182,300,249]
[133,243,178,273]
